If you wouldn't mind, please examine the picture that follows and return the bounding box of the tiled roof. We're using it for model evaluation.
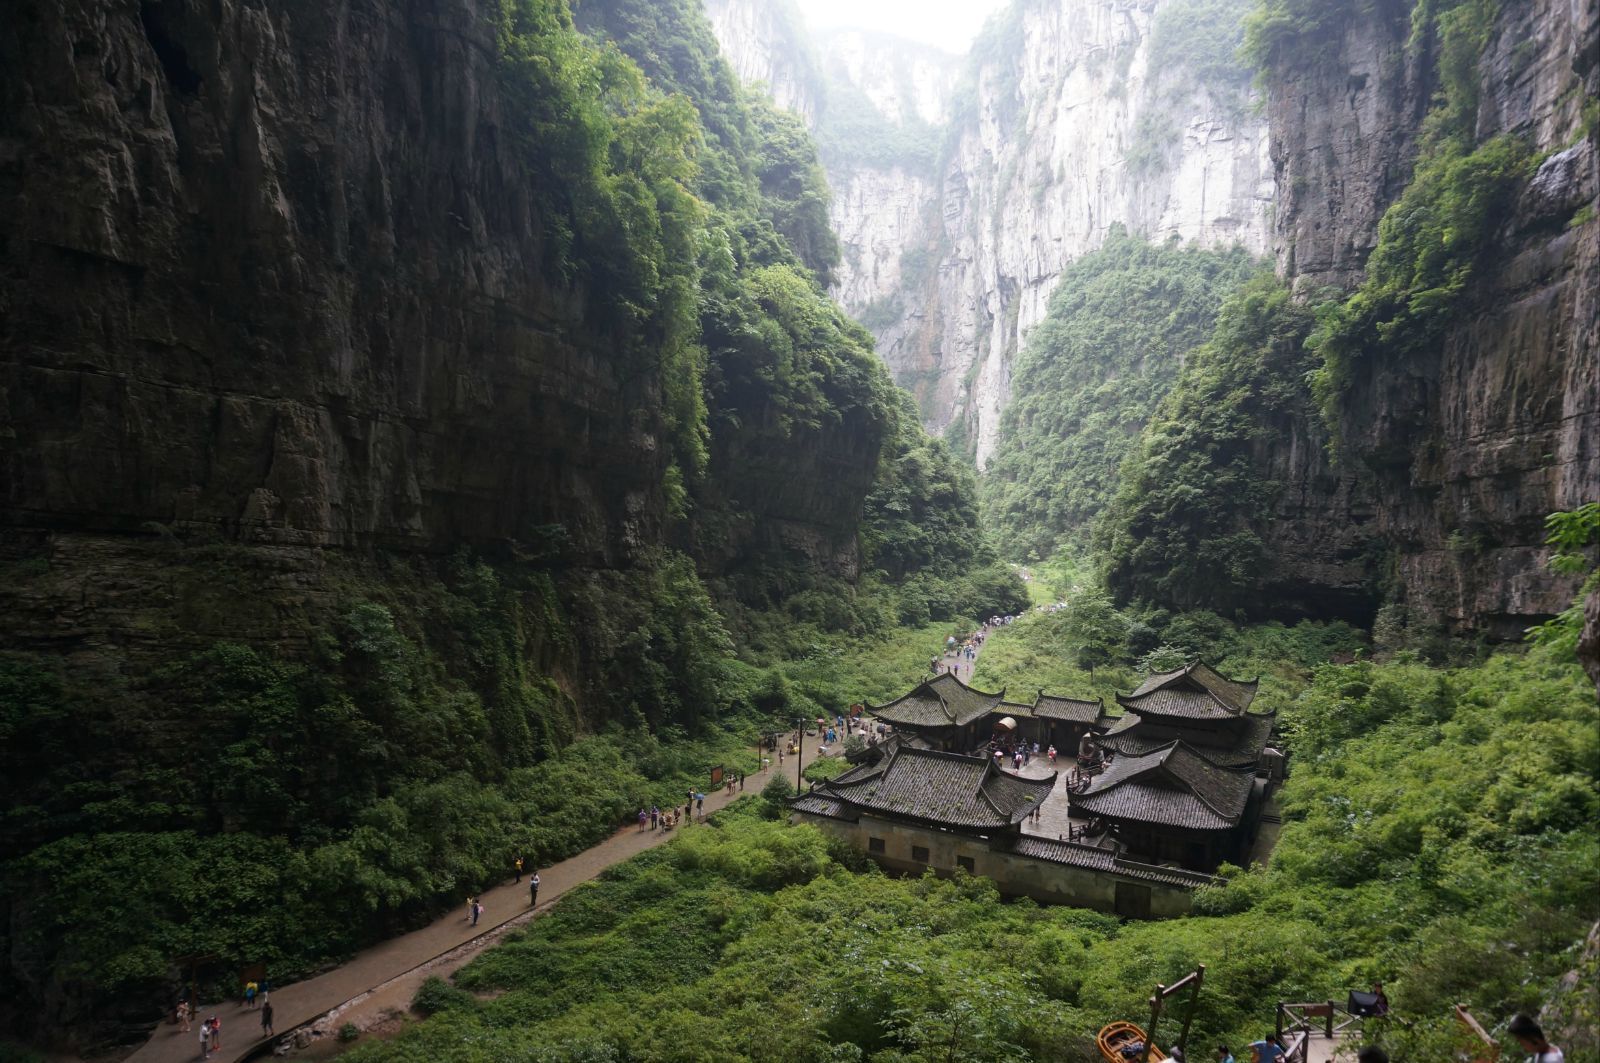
[1099,710,1275,769]
[1032,693,1103,724]
[869,673,1005,729]
[789,792,852,819]
[1118,660,1258,719]
[796,746,1055,829]
[1072,742,1254,830]
[1005,836,1217,888]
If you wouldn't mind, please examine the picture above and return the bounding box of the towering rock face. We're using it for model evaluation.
[702,0,821,120]
[0,0,891,665]
[709,0,1273,464]
[1262,0,1600,635]
[1,0,665,567]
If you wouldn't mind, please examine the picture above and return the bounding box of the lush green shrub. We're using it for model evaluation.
[412,976,478,1017]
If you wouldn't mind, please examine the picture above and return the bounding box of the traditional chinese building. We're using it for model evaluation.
[1075,661,1275,871]
[1098,660,1274,770]
[790,742,1213,917]
[793,744,1054,835]
[867,672,1106,755]
[866,673,1007,752]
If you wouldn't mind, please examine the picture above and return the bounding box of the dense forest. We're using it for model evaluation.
[0,0,1595,1058]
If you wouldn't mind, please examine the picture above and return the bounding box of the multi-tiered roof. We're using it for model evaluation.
[868,672,1006,730]
[1099,660,1273,769]
[1072,740,1255,830]
[790,745,1055,832]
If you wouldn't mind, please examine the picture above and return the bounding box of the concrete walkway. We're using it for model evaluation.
[126,738,831,1063]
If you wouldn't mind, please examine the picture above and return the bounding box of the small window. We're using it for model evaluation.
[956,855,975,873]
[868,836,886,854]
[912,845,930,863]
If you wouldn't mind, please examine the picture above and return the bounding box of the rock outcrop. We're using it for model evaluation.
[702,0,821,120]
[1264,0,1599,634]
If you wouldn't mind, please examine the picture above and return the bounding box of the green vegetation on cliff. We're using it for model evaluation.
[344,637,1598,1062]
[1,0,1021,1037]
[981,230,1261,559]
[1098,275,1322,611]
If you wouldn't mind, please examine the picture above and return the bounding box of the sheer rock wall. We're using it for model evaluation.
[0,0,878,662]
[1264,0,1599,634]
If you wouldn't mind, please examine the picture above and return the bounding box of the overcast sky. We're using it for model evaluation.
[792,0,1012,53]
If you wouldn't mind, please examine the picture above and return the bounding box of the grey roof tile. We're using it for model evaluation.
[1072,741,1254,830]
[1005,835,1217,888]
[797,746,1055,829]
[869,673,1005,729]
[1119,660,1259,719]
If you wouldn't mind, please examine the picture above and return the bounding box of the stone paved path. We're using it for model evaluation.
[125,737,832,1063]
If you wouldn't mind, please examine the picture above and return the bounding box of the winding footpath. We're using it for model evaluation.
[126,738,831,1063]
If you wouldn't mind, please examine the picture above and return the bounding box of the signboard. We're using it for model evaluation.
[710,766,725,787]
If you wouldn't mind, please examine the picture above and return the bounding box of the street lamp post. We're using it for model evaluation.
[795,718,804,792]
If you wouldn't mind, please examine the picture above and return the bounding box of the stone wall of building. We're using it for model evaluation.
[794,811,1197,918]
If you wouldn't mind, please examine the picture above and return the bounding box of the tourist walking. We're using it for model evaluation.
[210,1016,223,1053]
[471,898,483,926]
[515,854,524,882]
[176,1000,191,1033]
[529,872,541,907]
[261,1001,274,1037]
[244,979,257,1009]
[197,1019,210,1060]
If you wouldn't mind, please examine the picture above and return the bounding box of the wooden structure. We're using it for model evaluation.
[1097,1022,1168,1062]
[1143,964,1204,1062]
[1455,1004,1500,1063]
[1275,999,1362,1062]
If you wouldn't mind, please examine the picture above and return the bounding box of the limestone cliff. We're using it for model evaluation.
[1,0,666,566]
[0,0,892,649]
[1260,0,1600,634]
[709,0,1274,463]
[702,0,821,120]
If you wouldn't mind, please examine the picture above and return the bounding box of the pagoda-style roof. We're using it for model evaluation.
[869,672,1005,730]
[1099,708,1275,769]
[1031,692,1103,724]
[1071,741,1254,831]
[1115,660,1259,720]
[792,746,1055,831]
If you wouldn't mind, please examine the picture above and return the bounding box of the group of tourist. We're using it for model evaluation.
[179,988,274,1059]
[636,790,716,833]
[991,739,1041,771]
[932,629,988,679]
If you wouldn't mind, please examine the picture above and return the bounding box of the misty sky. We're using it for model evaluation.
[792,0,1012,53]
